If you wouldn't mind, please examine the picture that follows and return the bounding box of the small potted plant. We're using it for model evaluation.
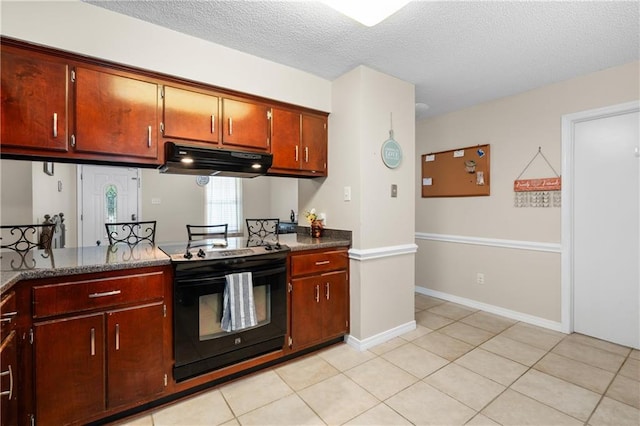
[304,208,323,238]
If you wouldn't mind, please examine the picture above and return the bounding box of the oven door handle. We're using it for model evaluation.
[175,265,286,286]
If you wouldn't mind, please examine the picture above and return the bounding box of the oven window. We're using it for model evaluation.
[198,284,271,340]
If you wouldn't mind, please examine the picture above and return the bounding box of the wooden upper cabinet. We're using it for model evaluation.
[270,108,328,176]
[221,98,270,151]
[301,113,327,173]
[270,108,301,170]
[0,46,69,153]
[74,67,159,159]
[162,85,219,143]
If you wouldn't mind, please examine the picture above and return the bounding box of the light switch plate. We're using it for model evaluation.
[391,184,397,198]
[343,186,351,201]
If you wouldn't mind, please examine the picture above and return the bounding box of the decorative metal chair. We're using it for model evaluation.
[105,221,156,245]
[186,224,228,241]
[1,223,56,270]
[245,218,279,245]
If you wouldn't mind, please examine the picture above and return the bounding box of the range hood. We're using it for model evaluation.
[159,142,273,178]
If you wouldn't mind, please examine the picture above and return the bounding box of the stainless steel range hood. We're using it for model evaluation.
[159,142,273,178]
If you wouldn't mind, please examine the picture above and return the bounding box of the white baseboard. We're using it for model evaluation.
[345,321,417,351]
[415,286,563,333]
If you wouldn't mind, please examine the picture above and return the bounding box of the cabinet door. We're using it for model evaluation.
[1,48,69,152]
[290,276,323,350]
[221,98,270,151]
[0,331,18,426]
[34,314,105,426]
[106,302,165,409]
[75,67,159,159]
[321,271,349,338]
[163,85,219,143]
[271,108,301,170]
[301,114,327,173]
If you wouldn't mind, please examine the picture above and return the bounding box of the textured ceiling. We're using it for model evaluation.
[84,1,639,119]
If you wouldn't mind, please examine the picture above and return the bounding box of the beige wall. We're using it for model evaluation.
[31,161,78,246]
[302,66,416,343]
[415,61,640,324]
[1,1,331,112]
[0,160,32,225]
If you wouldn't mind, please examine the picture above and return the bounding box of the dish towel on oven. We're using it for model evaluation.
[221,272,257,332]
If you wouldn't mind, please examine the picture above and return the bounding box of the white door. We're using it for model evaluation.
[79,165,140,246]
[573,108,639,348]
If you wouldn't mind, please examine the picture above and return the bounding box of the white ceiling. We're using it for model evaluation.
[84,1,639,119]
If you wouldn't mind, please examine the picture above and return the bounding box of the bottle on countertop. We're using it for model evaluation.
[290,209,295,223]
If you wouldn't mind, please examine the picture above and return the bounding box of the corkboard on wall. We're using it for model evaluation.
[421,144,490,197]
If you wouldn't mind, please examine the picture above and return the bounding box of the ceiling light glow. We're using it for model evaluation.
[321,0,412,27]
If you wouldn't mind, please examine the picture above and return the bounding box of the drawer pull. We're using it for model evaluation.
[0,311,17,324]
[90,328,95,356]
[88,290,121,299]
[115,323,120,351]
[0,365,13,400]
[315,260,330,266]
[326,282,330,300]
[315,285,320,303]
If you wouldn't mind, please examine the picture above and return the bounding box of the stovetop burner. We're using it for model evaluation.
[159,237,288,262]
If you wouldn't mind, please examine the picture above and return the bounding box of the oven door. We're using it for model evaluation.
[173,258,287,381]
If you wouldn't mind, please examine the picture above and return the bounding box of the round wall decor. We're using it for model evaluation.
[381,131,402,169]
[196,175,210,186]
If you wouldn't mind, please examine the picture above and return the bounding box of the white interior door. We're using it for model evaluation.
[79,165,140,246]
[573,109,639,348]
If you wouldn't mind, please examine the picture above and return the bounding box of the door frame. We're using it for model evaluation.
[76,165,142,246]
[560,100,640,334]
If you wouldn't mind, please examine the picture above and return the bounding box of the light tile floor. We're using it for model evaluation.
[115,294,640,425]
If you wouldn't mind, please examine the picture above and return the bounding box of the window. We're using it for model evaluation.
[205,177,243,234]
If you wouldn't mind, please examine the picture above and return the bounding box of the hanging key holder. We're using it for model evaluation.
[513,147,561,208]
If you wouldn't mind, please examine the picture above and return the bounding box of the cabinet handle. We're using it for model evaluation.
[0,331,15,400]
[147,125,152,148]
[90,328,95,356]
[52,113,58,138]
[315,260,330,266]
[0,311,17,324]
[305,146,309,162]
[88,290,121,298]
[115,323,120,351]
[326,282,330,300]
[295,145,299,161]
[0,365,13,400]
[315,284,319,303]
[211,115,215,133]
[228,117,233,135]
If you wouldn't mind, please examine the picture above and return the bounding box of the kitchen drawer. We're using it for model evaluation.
[0,292,16,341]
[290,248,349,277]
[33,271,164,319]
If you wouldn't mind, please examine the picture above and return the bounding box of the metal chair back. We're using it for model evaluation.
[105,221,156,245]
[186,224,228,241]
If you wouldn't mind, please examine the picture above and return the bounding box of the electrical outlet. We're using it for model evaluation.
[476,273,485,285]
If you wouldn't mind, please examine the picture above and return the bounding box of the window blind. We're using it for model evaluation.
[205,177,242,233]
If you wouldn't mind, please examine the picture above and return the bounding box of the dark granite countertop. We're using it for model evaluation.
[0,243,170,294]
[0,230,351,294]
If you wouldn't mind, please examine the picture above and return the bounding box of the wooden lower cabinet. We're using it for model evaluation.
[106,303,165,409]
[1,292,18,426]
[289,248,349,351]
[34,314,105,426]
[28,267,170,426]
